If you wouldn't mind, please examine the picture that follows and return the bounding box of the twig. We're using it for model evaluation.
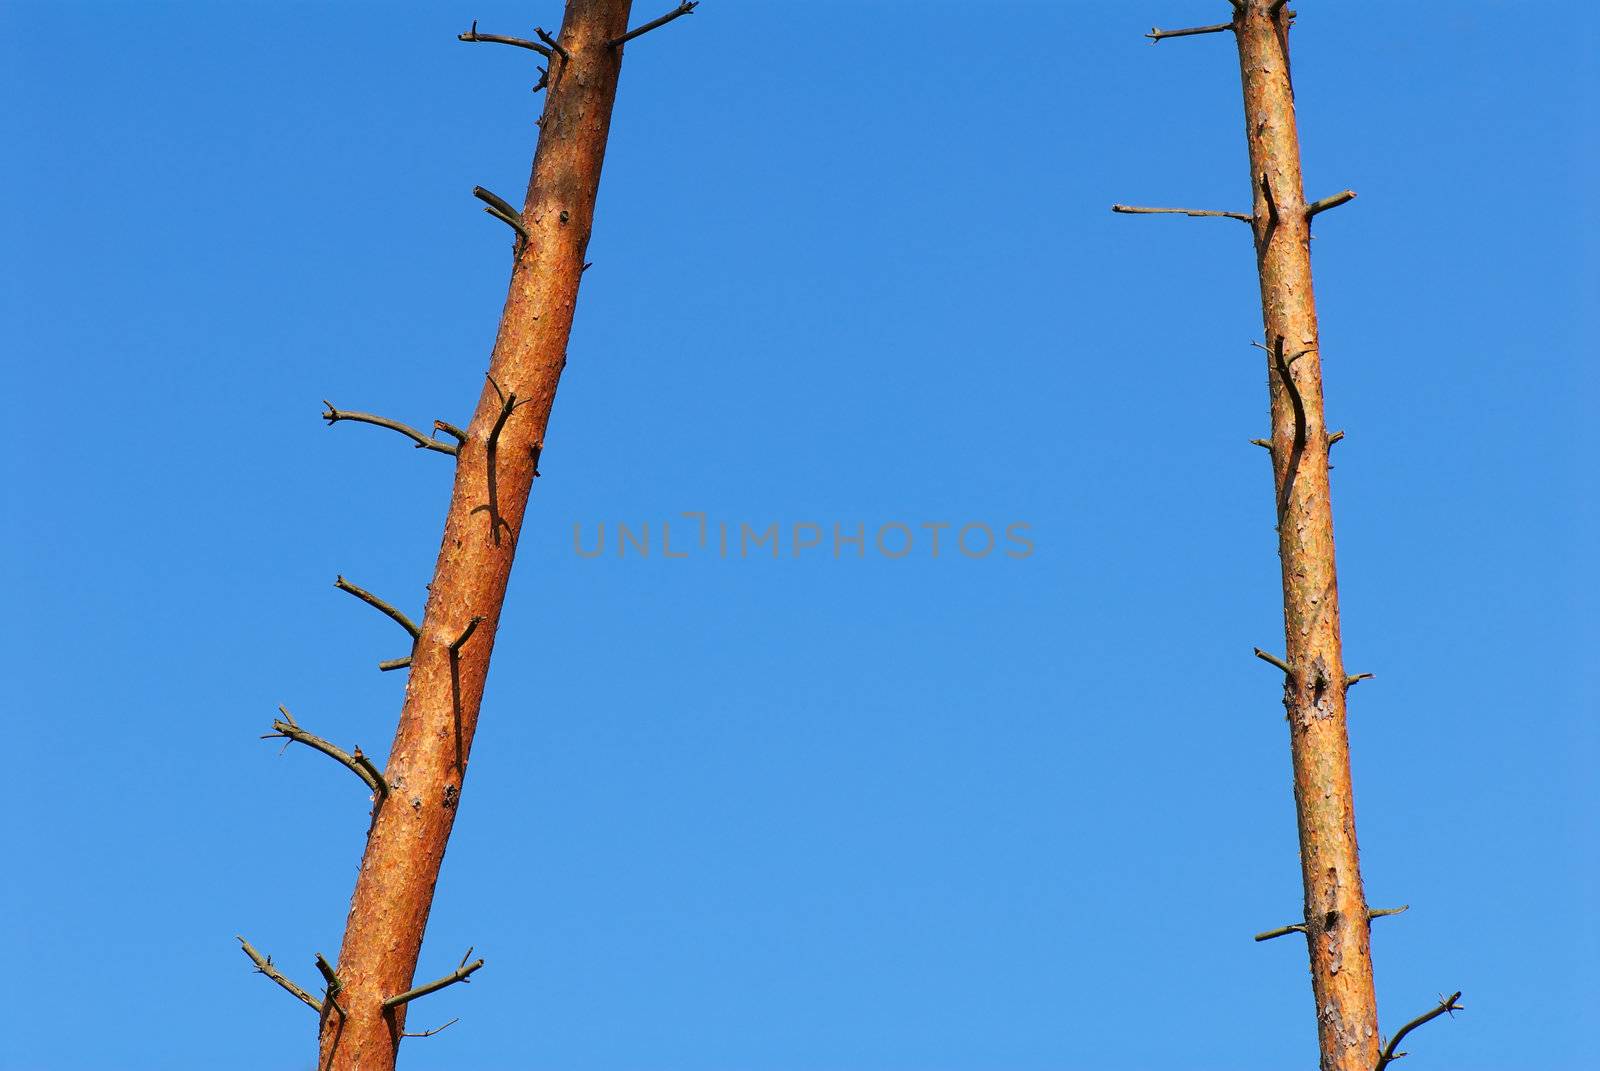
[237,936,323,1013]
[322,401,459,456]
[1254,647,1294,676]
[379,656,412,673]
[533,65,548,93]
[382,951,485,1011]
[1255,904,1409,942]
[1269,335,1307,519]
[434,420,468,444]
[449,615,484,655]
[402,1017,461,1038]
[262,707,383,795]
[335,575,421,641]
[1327,429,1345,448]
[1258,172,1279,239]
[472,185,521,220]
[1111,203,1252,223]
[456,20,552,57]
[471,377,529,545]
[534,27,568,62]
[314,952,347,1022]
[610,1,698,48]
[1346,672,1375,688]
[315,953,342,996]
[1376,991,1464,1071]
[473,186,531,254]
[1145,21,1235,44]
[351,747,390,801]
[1307,189,1358,218]
[1250,438,1272,450]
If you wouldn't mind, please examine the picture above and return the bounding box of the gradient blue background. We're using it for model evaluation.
[3,2,1595,1068]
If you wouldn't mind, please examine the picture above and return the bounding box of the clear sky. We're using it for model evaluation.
[2,2,1595,1068]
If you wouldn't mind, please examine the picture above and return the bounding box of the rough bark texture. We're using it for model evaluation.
[1234,5,1380,1069]
[319,2,634,1067]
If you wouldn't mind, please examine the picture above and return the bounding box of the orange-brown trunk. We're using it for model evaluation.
[1234,5,1379,1068]
[319,3,634,1067]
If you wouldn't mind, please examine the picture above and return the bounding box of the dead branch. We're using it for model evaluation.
[1269,336,1307,520]
[1111,203,1252,223]
[262,706,383,795]
[1255,905,1409,942]
[470,376,527,545]
[434,419,468,446]
[1251,438,1273,450]
[322,401,459,456]
[534,27,569,62]
[449,615,484,655]
[401,1017,461,1038]
[1259,172,1279,233]
[1307,189,1358,218]
[610,1,698,47]
[1375,991,1464,1071]
[237,936,323,1013]
[1145,21,1235,44]
[1346,672,1375,688]
[473,186,531,254]
[378,656,412,673]
[382,950,484,1011]
[334,575,421,641]
[456,20,552,57]
[1254,647,1294,677]
[351,747,390,802]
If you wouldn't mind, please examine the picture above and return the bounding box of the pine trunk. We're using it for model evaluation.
[319,2,635,1066]
[1234,5,1380,1069]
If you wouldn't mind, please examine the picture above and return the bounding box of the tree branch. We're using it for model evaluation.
[1255,904,1409,942]
[402,1017,461,1038]
[449,615,484,655]
[382,950,485,1011]
[378,656,412,673]
[473,186,531,254]
[433,420,468,444]
[1307,189,1358,218]
[1269,335,1308,520]
[334,575,421,641]
[1257,171,1279,243]
[1145,21,1235,44]
[470,377,529,545]
[456,20,552,57]
[262,706,383,795]
[322,401,459,456]
[351,747,390,801]
[1376,991,1464,1071]
[1346,672,1375,688]
[1254,647,1294,676]
[237,936,323,1013]
[610,1,698,48]
[1111,203,1252,223]
[314,952,347,1023]
[534,27,569,62]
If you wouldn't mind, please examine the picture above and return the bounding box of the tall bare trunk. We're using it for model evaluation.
[1115,3,1462,1068]
[1232,6,1377,1069]
[314,3,635,1067]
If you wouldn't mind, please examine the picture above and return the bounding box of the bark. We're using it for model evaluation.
[318,2,635,1067]
[1233,4,1380,1069]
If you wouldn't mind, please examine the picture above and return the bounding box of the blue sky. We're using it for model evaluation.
[2,1,1595,1068]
